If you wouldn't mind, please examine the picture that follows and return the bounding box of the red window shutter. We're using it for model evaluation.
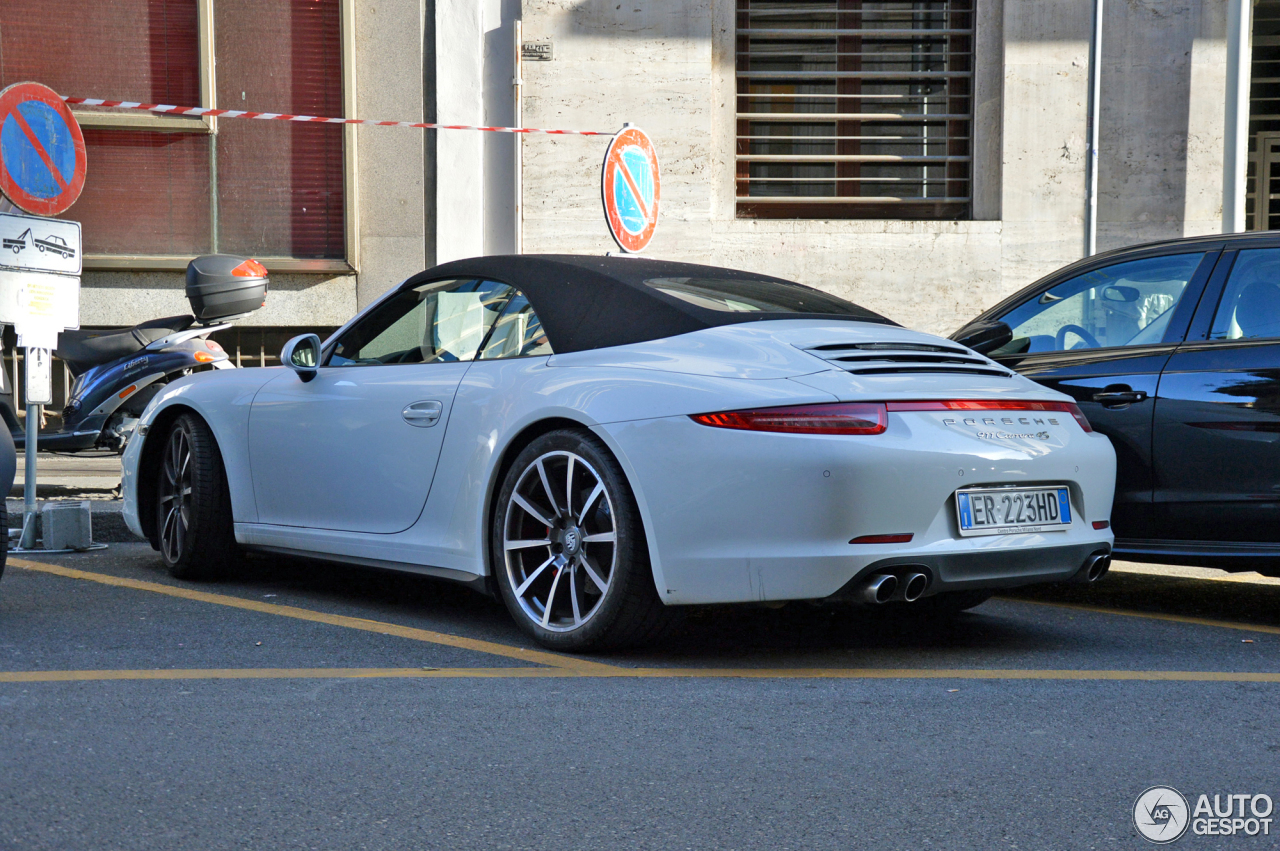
[215,0,346,259]
[1,1,209,255]
[75,130,211,256]
[0,0,200,104]
[0,0,344,261]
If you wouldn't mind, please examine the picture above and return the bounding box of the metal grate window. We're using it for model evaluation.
[1247,0,1280,230]
[735,0,973,219]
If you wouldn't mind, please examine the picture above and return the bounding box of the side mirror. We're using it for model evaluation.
[951,320,1013,355]
[281,334,321,382]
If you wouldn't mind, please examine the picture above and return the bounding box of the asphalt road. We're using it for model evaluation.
[2,543,1279,850]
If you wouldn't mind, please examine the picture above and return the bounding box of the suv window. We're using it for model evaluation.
[478,293,554,360]
[992,253,1206,355]
[1210,248,1280,341]
[328,279,515,366]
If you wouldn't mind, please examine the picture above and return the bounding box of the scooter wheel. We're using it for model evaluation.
[155,413,238,580]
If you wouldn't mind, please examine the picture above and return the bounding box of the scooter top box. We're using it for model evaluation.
[185,255,269,323]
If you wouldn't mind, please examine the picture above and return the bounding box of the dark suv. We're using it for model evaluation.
[953,232,1280,575]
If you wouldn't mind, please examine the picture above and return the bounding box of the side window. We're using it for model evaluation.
[478,292,554,360]
[1209,249,1280,341]
[992,253,1207,355]
[328,279,514,366]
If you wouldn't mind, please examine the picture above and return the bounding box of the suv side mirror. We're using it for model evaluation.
[281,334,321,382]
[951,320,1013,355]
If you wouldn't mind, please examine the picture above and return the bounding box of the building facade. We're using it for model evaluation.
[0,0,1263,356]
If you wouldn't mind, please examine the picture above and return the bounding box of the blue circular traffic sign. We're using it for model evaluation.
[0,82,87,216]
[601,126,660,253]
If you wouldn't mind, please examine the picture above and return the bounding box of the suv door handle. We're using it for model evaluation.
[402,400,443,428]
[1092,390,1147,406]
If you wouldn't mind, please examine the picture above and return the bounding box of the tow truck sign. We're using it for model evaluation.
[0,211,81,275]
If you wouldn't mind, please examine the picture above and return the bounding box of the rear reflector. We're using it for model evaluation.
[849,533,914,544]
[232,258,268,278]
[886,399,1093,433]
[1092,520,1110,530]
[691,402,887,435]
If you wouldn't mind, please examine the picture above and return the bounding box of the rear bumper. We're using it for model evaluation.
[599,409,1117,605]
[827,540,1112,600]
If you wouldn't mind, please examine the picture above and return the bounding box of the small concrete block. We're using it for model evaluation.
[41,500,93,551]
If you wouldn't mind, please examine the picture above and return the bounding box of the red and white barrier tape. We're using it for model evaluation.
[62,96,615,137]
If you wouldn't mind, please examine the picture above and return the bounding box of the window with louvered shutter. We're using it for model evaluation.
[736,0,973,220]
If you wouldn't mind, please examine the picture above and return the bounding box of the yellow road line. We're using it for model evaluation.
[3,666,1280,684]
[8,558,621,675]
[1002,596,1280,636]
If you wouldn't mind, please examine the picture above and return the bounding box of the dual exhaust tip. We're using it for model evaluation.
[861,571,929,605]
[860,552,1111,604]
[1081,552,1111,584]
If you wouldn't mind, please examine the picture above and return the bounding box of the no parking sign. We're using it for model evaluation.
[601,125,660,253]
[0,82,88,217]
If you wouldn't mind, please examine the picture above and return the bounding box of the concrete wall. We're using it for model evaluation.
[354,0,430,308]
[515,0,1231,336]
[1097,0,1227,250]
[998,0,1091,293]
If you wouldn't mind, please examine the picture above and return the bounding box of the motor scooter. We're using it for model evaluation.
[0,254,268,454]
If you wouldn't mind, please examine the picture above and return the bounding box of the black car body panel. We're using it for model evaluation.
[953,232,1280,573]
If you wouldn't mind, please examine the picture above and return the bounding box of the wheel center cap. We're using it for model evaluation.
[562,527,581,555]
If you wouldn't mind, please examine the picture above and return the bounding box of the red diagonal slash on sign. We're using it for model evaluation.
[616,156,650,221]
[7,107,71,194]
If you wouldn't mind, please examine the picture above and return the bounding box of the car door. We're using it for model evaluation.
[247,278,515,533]
[1152,244,1280,543]
[981,250,1219,538]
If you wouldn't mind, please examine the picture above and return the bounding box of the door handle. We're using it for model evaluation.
[1092,390,1147,406]
[402,400,443,428]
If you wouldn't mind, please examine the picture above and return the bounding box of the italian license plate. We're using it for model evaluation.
[955,486,1072,537]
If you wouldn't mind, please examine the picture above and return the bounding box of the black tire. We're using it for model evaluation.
[155,413,238,580]
[491,429,674,651]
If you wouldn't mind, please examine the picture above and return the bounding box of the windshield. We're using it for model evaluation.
[645,276,891,323]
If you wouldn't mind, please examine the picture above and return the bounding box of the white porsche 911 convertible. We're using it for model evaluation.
[123,255,1116,650]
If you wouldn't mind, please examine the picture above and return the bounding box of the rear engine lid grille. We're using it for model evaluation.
[802,342,1015,378]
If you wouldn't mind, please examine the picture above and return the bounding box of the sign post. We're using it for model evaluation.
[0,82,87,550]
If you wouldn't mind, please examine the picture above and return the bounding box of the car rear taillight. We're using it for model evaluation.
[690,402,887,435]
[885,399,1093,433]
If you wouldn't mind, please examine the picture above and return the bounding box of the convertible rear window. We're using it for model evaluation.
[645,276,884,320]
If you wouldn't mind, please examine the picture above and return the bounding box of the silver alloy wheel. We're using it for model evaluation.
[158,425,193,563]
[503,450,617,632]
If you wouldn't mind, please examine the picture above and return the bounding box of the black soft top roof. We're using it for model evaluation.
[408,254,895,354]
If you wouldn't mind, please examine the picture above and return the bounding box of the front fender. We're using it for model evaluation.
[129,368,280,530]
